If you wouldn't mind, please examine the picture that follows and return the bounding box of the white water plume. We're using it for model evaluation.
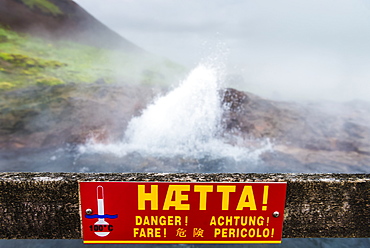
[125,63,221,153]
[80,62,271,161]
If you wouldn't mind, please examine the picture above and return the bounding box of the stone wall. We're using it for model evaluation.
[0,173,368,239]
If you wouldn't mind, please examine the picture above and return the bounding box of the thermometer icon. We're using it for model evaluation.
[95,186,110,237]
[85,185,118,237]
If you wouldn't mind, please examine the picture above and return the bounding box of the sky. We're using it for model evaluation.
[74,0,370,102]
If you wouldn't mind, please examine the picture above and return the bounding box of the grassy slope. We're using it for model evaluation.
[0,27,185,91]
[20,0,63,16]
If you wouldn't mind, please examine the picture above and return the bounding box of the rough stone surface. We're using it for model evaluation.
[221,88,370,172]
[0,172,368,239]
[0,83,157,149]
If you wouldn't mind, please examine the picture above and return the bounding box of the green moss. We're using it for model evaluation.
[0,34,8,43]
[20,69,36,75]
[0,52,66,70]
[0,82,16,90]
[0,52,13,61]
[36,76,64,86]
[43,60,66,68]
[20,0,63,16]
[0,67,11,74]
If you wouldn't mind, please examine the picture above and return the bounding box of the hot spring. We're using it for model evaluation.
[0,59,369,248]
[76,61,272,173]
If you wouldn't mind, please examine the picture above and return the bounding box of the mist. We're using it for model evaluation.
[74,0,370,102]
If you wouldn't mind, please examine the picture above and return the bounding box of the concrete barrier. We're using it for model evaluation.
[0,172,368,239]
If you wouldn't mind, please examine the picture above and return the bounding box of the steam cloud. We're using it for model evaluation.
[80,61,272,164]
[75,0,370,102]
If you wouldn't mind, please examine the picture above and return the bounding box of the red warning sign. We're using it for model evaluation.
[79,182,287,244]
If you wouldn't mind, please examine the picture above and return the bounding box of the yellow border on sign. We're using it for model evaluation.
[84,240,282,244]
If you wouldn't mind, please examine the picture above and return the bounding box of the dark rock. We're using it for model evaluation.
[0,83,157,149]
[222,88,249,111]
[220,88,370,171]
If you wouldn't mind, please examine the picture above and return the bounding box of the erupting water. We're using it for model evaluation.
[124,63,222,156]
[80,62,271,165]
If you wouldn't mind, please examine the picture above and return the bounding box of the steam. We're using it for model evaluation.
[79,61,271,162]
[124,63,221,154]
[75,0,370,102]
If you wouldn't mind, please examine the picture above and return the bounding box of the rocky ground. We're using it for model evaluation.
[1,83,370,173]
[222,88,370,172]
[0,82,160,149]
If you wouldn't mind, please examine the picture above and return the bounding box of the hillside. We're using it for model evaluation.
[0,26,184,91]
[0,0,185,91]
[0,0,140,50]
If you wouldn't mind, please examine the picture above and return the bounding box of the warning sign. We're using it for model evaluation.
[79,182,287,244]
